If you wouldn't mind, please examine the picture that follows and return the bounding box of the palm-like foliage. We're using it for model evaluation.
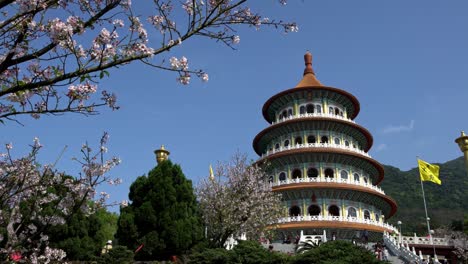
[295,240,321,254]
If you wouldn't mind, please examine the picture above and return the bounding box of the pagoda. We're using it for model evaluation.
[252,52,398,241]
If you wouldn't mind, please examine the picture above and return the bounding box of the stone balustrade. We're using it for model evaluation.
[270,176,385,195]
[261,142,371,159]
[272,112,357,125]
[401,235,449,246]
[383,232,422,263]
[277,215,397,233]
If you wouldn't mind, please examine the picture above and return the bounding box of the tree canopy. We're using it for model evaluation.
[0,0,296,124]
[197,153,283,248]
[116,159,203,261]
[0,133,121,262]
[46,207,118,261]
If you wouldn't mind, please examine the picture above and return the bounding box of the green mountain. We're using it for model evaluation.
[381,156,468,235]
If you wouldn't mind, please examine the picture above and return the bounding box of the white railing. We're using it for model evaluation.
[384,232,423,264]
[270,177,385,195]
[383,232,446,263]
[272,112,356,125]
[261,142,371,159]
[401,234,449,246]
[278,215,398,233]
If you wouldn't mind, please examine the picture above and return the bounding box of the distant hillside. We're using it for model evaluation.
[381,156,468,235]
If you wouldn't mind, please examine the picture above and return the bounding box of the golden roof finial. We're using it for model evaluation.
[209,164,215,181]
[154,145,170,164]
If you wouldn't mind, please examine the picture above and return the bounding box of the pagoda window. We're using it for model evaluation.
[284,139,290,147]
[375,213,380,222]
[329,106,334,114]
[347,207,357,218]
[334,107,340,115]
[307,168,318,178]
[307,135,316,144]
[353,173,360,182]
[295,137,302,145]
[316,105,322,113]
[328,205,340,216]
[306,104,314,114]
[281,110,287,120]
[268,175,273,183]
[289,206,301,217]
[324,168,334,178]
[345,140,350,147]
[275,143,280,150]
[363,177,368,184]
[287,108,293,117]
[320,136,329,144]
[279,172,286,181]
[353,144,356,149]
[299,105,306,115]
[292,169,301,179]
[308,205,321,216]
[363,210,371,220]
[340,170,348,180]
[334,138,340,145]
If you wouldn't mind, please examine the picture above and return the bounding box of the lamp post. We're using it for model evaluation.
[397,221,402,244]
[455,131,468,177]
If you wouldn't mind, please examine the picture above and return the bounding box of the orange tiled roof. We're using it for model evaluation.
[295,51,323,87]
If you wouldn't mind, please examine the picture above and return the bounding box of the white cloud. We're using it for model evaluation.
[375,143,387,152]
[382,120,414,134]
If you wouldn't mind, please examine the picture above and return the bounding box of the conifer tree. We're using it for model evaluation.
[116,160,203,261]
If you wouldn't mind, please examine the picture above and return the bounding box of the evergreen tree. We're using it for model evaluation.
[116,160,203,261]
[47,208,118,261]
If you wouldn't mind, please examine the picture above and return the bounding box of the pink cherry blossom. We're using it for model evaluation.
[0,0,294,123]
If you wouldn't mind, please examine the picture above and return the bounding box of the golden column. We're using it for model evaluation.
[455,131,468,176]
[154,145,170,164]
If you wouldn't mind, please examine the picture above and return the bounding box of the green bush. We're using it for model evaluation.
[231,240,290,264]
[187,240,290,264]
[188,248,234,264]
[291,240,387,264]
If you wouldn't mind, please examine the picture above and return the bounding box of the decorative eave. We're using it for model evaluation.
[252,117,373,154]
[274,221,394,233]
[262,86,360,124]
[272,183,398,218]
[257,148,385,185]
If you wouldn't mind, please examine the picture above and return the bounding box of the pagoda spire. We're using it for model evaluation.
[303,51,315,75]
[295,51,323,87]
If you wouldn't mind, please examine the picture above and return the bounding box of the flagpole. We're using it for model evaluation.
[417,158,437,261]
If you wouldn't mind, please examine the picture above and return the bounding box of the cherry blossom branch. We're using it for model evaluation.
[0,0,296,123]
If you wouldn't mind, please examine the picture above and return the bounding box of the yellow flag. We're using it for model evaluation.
[417,159,441,185]
[209,164,214,181]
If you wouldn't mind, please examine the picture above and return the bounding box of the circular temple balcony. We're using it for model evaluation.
[272,112,357,126]
[270,177,385,195]
[261,142,371,159]
[276,215,397,234]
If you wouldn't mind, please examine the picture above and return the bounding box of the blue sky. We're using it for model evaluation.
[2,0,468,210]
